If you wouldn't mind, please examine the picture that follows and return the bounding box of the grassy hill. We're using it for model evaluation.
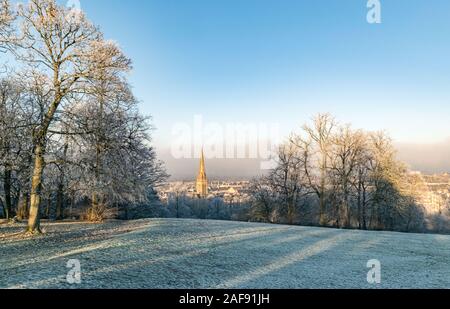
[1,219,449,288]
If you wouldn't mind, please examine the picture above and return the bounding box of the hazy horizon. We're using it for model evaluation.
[158,137,450,180]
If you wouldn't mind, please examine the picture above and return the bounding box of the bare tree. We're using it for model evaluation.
[0,74,35,221]
[251,115,429,232]
[292,113,336,225]
[329,125,366,228]
[4,0,131,233]
[268,141,307,224]
[250,177,277,223]
[352,136,372,230]
[364,132,403,229]
[0,77,19,219]
[0,0,14,55]
[64,93,167,221]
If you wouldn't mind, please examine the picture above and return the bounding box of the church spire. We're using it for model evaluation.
[199,148,205,174]
[196,148,208,198]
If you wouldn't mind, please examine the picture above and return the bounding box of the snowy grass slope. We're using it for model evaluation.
[0,219,449,289]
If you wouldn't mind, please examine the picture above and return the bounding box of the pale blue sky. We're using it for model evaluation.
[50,1,450,148]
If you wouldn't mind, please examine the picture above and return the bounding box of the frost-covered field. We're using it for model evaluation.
[1,219,449,289]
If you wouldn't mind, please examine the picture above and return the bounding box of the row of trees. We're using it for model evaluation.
[154,113,448,234]
[164,193,249,222]
[0,0,167,233]
[250,114,429,232]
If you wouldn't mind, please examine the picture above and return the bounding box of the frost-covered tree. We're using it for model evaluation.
[0,74,36,220]
[249,177,277,223]
[250,114,428,232]
[267,141,308,224]
[0,0,14,54]
[3,0,131,233]
[51,79,167,221]
[0,76,21,219]
[166,183,192,219]
[298,113,336,225]
[207,197,230,220]
[329,126,366,228]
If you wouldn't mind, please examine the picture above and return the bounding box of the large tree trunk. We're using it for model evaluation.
[26,91,61,233]
[88,95,105,222]
[27,143,45,234]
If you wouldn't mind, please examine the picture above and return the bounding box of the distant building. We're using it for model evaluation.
[157,153,253,202]
[195,149,208,198]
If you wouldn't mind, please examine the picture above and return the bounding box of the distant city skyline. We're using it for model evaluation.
[160,142,450,181]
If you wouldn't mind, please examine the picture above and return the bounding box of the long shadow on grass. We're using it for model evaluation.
[3,223,334,288]
[69,228,350,288]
